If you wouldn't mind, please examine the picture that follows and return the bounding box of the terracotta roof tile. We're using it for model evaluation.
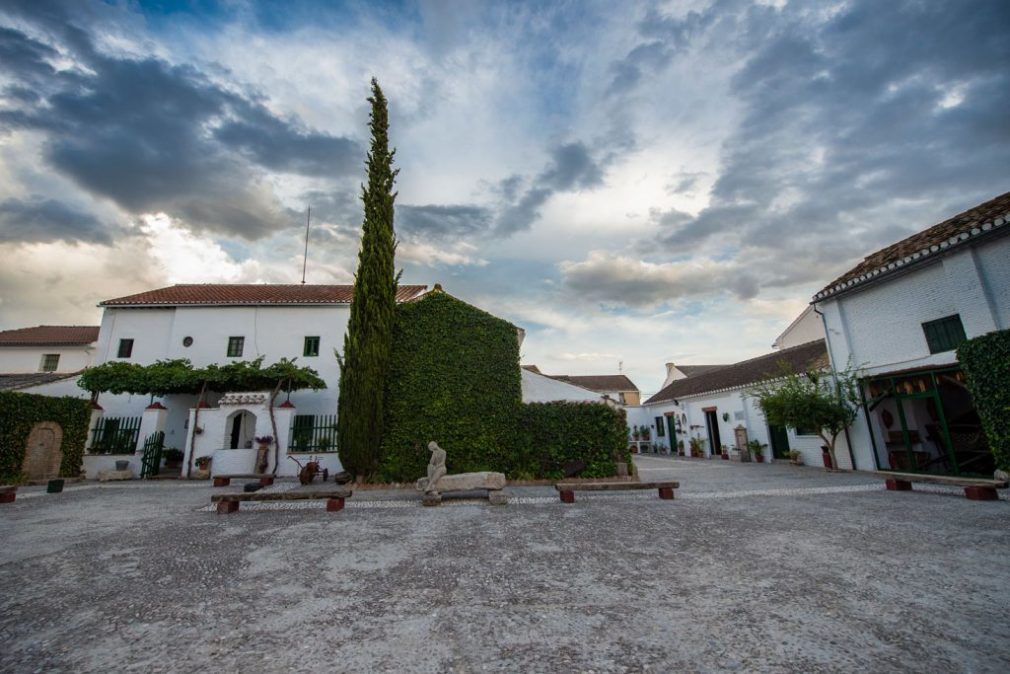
[815,191,1010,300]
[676,364,727,377]
[0,325,99,346]
[645,340,828,404]
[0,371,82,391]
[548,374,639,393]
[100,284,429,307]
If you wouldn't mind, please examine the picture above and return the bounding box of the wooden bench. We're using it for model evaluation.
[554,481,679,503]
[0,486,16,504]
[881,472,1007,501]
[212,474,275,488]
[210,488,352,514]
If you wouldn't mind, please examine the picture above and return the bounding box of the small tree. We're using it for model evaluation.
[749,364,862,469]
[337,78,399,478]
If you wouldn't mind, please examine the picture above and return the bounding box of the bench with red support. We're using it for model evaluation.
[554,480,679,503]
[210,487,352,514]
[881,471,1007,501]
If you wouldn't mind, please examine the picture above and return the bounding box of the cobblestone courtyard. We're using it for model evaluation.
[2,456,1008,673]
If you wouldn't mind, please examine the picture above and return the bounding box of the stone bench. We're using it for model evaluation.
[880,472,1007,501]
[422,472,507,506]
[554,480,679,503]
[0,486,16,504]
[210,488,352,514]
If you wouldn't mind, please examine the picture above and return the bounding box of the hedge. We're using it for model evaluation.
[0,391,92,484]
[515,401,629,479]
[379,290,523,481]
[958,329,1010,472]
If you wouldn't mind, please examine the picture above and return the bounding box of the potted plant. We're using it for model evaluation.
[689,436,705,458]
[746,440,767,463]
[788,450,803,466]
[194,455,212,470]
[677,439,685,456]
[720,444,729,460]
[631,425,641,441]
[163,448,184,469]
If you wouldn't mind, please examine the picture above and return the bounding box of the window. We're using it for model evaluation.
[117,339,134,358]
[40,354,60,372]
[227,336,244,357]
[304,336,320,357]
[794,425,819,437]
[922,315,967,354]
[655,416,665,437]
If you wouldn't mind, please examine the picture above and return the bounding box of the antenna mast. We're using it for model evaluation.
[301,206,310,284]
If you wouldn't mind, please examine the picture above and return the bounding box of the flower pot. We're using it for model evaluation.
[755,455,764,463]
[721,452,729,461]
[821,449,833,469]
[115,460,130,471]
[47,479,65,493]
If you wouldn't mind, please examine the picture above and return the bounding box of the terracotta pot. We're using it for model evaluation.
[755,455,764,463]
[821,449,833,469]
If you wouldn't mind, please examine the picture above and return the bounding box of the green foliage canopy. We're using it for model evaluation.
[0,391,91,483]
[957,329,1010,471]
[515,402,629,479]
[78,357,325,397]
[338,77,399,478]
[750,364,861,469]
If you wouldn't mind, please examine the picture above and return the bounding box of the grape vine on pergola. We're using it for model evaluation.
[78,357,326,476]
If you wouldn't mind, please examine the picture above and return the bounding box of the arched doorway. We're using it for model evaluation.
[225,410,257,449]
[22,422,64,480]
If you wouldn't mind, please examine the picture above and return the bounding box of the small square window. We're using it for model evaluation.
[40,354,60,372]
[227,336,244,358]
[922,315,967,354]
[117,339,134,358]
[304,336,320,357]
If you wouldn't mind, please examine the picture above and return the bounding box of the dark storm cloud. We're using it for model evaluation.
[397,204,493,240]
[495,141,606,235]
[0,196,113,245]
[648,0,1010,289]
[0,16,361,241]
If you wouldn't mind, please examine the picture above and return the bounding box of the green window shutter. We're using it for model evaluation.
[922,315,966,354]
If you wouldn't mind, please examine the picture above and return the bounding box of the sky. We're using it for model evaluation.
[0,0,1008,396]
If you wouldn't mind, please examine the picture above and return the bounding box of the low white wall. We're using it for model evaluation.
[210,448,259,476]
[82,454,138,478]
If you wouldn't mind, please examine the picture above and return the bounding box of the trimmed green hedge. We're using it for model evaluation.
[379,290,523,481]
[958,329,1010,472]
[516,401,629,479]
[0,391,92,483]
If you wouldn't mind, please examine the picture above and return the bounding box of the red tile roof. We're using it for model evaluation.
[0,325,99,346]
[548,374,639,393]
[814,191,1010,301]
[645,340,828,404]
[100,284,429,307]
[676,364,727,377]
[0,371,83,391]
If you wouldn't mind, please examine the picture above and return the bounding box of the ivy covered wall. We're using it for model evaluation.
[958,329,1010,471]
[379,290,523,481]
[0,391,92,483]
[378,288,629,482]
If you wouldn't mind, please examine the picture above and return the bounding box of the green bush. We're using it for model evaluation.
[379,290,523,481]
[958,329,1010,472]
[516,401,628,479]
[0,391,92,483]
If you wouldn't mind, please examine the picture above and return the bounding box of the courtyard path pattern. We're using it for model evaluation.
[1,456,1008,672]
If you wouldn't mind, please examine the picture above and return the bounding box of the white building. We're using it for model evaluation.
[813,190,1010,477]
[630,339,851,467]
[520,366,608,404]
[0,325,98,395]
[82,283,427,478]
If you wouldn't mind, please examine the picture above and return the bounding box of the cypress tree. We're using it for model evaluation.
[337,78,398,478]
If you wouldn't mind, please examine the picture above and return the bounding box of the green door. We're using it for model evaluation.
[768,425,790,459]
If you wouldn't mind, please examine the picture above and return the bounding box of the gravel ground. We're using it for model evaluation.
[1,456,1008,673]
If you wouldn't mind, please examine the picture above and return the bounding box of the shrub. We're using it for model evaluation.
[957,329,1010,472]
[515,402,627,479]
[0,391,91,483]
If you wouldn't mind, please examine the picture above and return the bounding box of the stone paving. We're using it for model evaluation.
[1,456,1008,672]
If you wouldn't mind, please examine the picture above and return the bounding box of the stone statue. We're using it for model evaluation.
[415,440,507,506]
[416,441,447,494]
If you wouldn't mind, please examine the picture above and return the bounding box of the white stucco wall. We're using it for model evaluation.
[521,369,603,403]
[0,345,95,373]
[773,306,826,350]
